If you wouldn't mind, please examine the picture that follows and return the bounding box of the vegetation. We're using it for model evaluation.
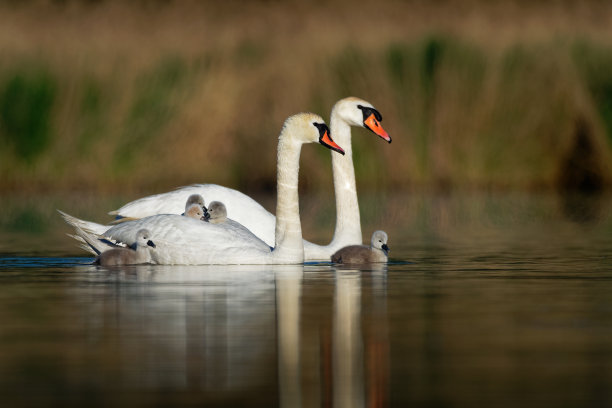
[1,0,612,193]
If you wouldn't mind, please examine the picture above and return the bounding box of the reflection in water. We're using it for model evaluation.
[558,191,604,224]
[334,270,364,408]
[276,267,302,408]
[275,264,389,408]
[79,264,279,402]
[3,193,612,406]
[44,263,390,407]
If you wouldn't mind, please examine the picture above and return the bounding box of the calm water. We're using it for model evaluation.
[1,192,612,407]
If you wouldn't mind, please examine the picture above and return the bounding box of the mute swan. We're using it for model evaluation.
[62,113,345,265]
[330,230,389,264]
[106,97,390,260]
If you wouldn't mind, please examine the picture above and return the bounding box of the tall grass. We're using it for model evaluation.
[1,1,612,193]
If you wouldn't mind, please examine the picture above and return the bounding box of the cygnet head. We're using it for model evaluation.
[185,203,206,221]
[281,113,345,154]
[185,194,205,211]
[207,201,228,224]
[371,230,389,254]
[134,228,156,249]
[184,194,209,220]
[333,97,391,143]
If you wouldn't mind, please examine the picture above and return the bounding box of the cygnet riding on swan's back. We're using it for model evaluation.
[207,201,227,224]
[331,230,389,264]
[183,194,209,221]
[184,203,206,221]
[107,97,390,260]
[62,113,344,265]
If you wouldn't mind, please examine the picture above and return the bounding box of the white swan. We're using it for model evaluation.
[62,113,345,265]
[107,97,390,260]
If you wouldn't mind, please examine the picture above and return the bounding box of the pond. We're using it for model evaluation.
[1,191,612,407]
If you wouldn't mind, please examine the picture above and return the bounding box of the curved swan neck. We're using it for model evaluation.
[329,111,362,246]
[274,135,304,261]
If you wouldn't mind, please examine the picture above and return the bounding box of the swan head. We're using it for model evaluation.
[281,112,345,155]
[334,97,391,143]
[135,228,156,249]
[371,230,389,254]
[207,201,228,224]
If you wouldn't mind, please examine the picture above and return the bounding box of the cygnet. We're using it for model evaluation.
[96,228,156,266]
[331,230,389,264]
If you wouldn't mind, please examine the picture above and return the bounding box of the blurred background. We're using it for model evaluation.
[3,0,612,255]
[2,0,612,194]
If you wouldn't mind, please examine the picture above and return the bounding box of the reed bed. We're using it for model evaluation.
[2,0,612,193]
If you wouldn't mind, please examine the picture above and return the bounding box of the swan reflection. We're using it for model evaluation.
[75,263,388,406]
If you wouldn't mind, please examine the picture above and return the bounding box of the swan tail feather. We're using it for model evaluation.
[57,210,109,235]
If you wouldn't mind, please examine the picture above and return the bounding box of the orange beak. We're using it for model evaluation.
[320,130,345,155]
[364,114,391,143]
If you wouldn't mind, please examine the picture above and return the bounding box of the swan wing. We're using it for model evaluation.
[104,215,272,265]
[109,184,277,247]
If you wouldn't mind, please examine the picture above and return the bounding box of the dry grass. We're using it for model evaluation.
[2,0,612,193]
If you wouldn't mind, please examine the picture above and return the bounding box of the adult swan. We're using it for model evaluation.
[108,97,390,260]
[63,113,345,265]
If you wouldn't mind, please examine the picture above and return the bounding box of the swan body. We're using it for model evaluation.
[62,113,344,265]
[331,230,389,264]
[108,97,390,260]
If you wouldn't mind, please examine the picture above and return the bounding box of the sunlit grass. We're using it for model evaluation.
[1,1,612,193]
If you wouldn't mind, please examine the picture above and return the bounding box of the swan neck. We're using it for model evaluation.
[274,136,304,261]
[330,113,362,246]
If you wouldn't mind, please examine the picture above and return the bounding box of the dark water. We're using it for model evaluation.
[1,192,612,407]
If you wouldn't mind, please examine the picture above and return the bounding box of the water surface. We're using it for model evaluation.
[1,192,612,407]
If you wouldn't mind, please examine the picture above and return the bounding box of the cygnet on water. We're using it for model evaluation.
[96,228,156,266]
[331,230,389,264]
[207,201,228,224]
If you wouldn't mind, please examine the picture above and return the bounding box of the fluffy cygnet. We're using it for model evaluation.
[331,230,389,264]
[184,203,207,221]
[207,201,227,224]
[183,194,209,221]
[96,228,156,266]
